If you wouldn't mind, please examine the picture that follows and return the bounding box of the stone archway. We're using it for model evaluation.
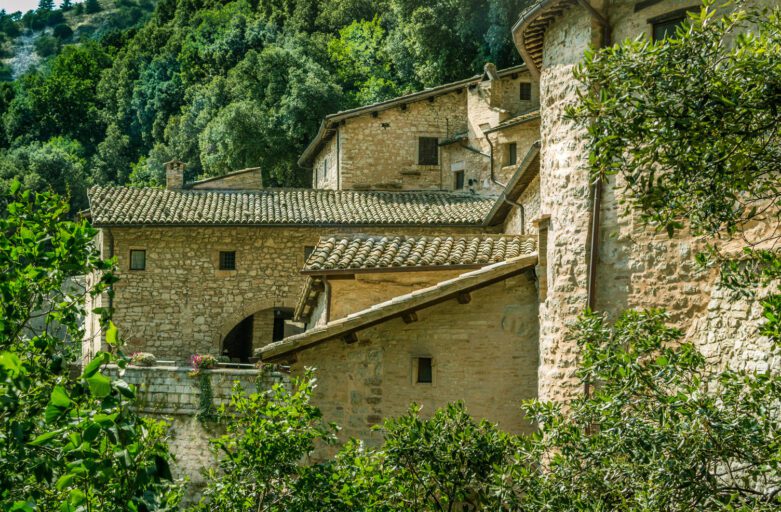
[215,300,297,361]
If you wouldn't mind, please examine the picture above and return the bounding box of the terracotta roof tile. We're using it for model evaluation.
[303,235,536,272]
[87,187,494,227]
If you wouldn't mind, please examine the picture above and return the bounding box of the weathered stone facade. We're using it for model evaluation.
[106,365,286,501]
[85,224,490,363]
[288,270,539,449]
[515,0,778,404]
[303,64,542,196]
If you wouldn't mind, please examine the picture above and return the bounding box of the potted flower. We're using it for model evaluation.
[190,354,218,375]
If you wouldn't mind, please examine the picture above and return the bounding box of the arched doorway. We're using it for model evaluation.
[221,307,298,362]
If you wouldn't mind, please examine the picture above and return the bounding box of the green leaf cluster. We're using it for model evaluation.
[0,181,181,510]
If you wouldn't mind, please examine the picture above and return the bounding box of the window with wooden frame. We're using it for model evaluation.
[219,251,236,270]
[418,137,439,165]
[519,82,532,101]
[129,249,146,271]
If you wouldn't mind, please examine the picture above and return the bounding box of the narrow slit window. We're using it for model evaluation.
[417,357,432,383]
[507,143,517,166]
[130,250,146,270]
[219,251,236,270]
[519,82,532,101]
[454,170,465,190]
[418,137,439,165]
[323,158,328,179]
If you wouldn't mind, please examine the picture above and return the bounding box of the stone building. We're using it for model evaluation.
[83,0,775,488]
[84,166,499,363]
[299,63,540,195]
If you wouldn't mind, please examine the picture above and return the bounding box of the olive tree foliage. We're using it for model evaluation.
[0,182,181,510]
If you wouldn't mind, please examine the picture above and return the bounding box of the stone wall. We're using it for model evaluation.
[338,91,467,191]
[504,174,540,236]
[290,270,539,451]
[106,365,287,501]
[91,225,492,362]
[326,269,468,321]
[312,134,339,190]
[190,168,263,190]
[532,0,778,405]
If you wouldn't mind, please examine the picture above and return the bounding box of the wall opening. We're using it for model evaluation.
[222,315,253,362]
[273,308,294,341]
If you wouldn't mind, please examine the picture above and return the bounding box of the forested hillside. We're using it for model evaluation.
[0,0,529,211]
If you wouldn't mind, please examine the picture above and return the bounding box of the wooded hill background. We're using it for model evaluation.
[0,0,529,211]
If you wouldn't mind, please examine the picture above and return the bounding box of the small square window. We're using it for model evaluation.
[653,17,685,41]
[130,250,146,270]
[519,82,532,101]
[507,143,517,166]
[417,357,432,383]
[418,137,439,165]
[454,170,465,190]
[219,251,236,270]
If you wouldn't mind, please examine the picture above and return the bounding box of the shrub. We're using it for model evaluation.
[33,34,58,57]
[52,23,73,39]
[130,352,157,367]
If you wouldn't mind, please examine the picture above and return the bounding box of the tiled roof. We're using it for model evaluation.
[260,254,539,362]
[303,235,536,273]
[87,187,494,227]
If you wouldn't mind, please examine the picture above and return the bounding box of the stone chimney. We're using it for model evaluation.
[165,159,185,190]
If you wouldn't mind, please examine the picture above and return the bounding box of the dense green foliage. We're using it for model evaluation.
[0,182,181,510]
[0,0,527,210]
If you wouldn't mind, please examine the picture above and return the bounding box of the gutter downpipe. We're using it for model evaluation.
[336,127,341,190]
[581,0,611,400]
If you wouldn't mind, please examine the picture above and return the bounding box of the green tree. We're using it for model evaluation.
[196,371,337,511]
[328,17,402,106]
[61,0,73,11]
[0,182,181,510]
[37,0,54,12]
[85,0,102,14]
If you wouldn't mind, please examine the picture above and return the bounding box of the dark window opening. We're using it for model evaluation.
[222,315,253,363]
[323,158,328,179]
[417,357,433,383]
[519,82,532,101]
[273,308,294,342]
[650,8,692,42]
[507,143,518,166]
[418,137,439,165]
[304,245,315,261]
[219,251,236,270]
[454,170,465,190]
[130,250,146,270]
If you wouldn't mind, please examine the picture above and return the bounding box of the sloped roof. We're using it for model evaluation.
[302,235,536,273]
[512,0,579,78]
[87,187,494,227]
[483,110,540,134]
[260,254,538,362]
[485,140,541,226]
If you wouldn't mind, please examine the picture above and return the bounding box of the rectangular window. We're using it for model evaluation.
[323,158,328,179]
[129,249,146,271]
[519,82,532,101]
[454,170,465,190]
[304,245,315,261]
[507,142,517,166]
[649,9,691,42]
[418,137,439,165]
[219,251,236,270]
[417,357,433,383]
